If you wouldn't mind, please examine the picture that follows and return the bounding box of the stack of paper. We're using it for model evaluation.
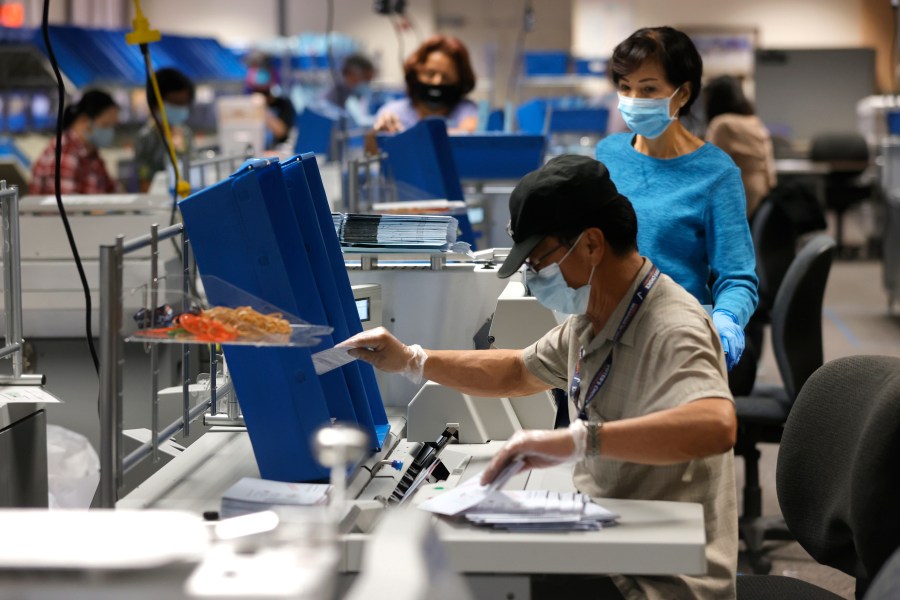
[221,477,331,519]
[333,213,458,250]
[418,472,618,532]
[332,213,344,240]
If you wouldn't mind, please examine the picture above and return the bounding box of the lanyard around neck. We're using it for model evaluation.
[570,265,660,420]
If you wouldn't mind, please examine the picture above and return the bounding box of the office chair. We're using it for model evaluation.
[734,235,837,574]
[809,132,871,258]
[865,546,900,600]
[737,355,900,599]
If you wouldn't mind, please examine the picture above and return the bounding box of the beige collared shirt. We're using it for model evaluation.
[523,258,738,600]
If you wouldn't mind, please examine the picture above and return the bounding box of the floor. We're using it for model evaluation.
[739,244,900,598]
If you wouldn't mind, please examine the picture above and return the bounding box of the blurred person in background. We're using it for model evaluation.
[324,53,376,110]
[703,75,776,220]
[30,89,119,195]
[246,57,296,149]
[373,34,478,134]
[134,67,195,193]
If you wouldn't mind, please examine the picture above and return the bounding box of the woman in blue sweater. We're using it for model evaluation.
[596,26,758,371]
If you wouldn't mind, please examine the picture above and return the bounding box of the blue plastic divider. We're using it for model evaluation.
[516,98,609,135]
[295,108,337,159]
[449,133,545,181]
[376,120,479,247]
[888,111,900,136]
[179,163,332,482]
[376,119,465,201]
[296,153,390,444]
[281,155,387,444]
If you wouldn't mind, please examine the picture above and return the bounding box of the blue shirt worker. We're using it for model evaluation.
[340,155,738,600]
[596,26,758,371]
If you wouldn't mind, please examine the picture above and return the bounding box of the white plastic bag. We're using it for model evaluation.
[46,425,100,509]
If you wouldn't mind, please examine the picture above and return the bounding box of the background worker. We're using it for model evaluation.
[134,67,195,193]
[30,89,119,195]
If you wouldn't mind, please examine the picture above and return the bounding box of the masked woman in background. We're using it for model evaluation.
[30,89,119,195]
[373,35,478,134]
[595,27,758,374]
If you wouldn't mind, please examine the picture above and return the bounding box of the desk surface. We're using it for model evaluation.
[121,429,707,577]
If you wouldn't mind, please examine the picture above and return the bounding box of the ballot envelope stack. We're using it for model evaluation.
[220,477,331,519]
[332,213,458,250]
[419,476,619,532]
[463,490,619,531]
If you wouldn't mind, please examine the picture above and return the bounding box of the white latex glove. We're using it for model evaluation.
[337,326,427,384]
[480,421,588,486]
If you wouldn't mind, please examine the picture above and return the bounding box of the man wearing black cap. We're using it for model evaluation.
[341,155,738,600]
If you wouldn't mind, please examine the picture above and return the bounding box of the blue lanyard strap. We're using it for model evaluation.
[570,266,660,420]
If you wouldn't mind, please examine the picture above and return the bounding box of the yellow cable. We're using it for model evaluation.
[127,0,190,199]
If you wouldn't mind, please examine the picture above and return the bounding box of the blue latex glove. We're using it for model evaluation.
[712,309,745,371]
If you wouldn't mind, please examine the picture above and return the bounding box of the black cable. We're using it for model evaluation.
[41,0,99,375]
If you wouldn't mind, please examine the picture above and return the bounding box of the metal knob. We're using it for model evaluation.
[313,424,370,468]
[314,424,370,516]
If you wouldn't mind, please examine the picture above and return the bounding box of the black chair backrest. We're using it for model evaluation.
[770,235,836,400]
[810,132,869,177]
[752,199,799,312]
[865,545,900,600]
[777,356,900,595]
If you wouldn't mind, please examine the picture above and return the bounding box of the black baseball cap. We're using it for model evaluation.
[498,155,627,278]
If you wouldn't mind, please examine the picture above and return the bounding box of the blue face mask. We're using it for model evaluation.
[88,125,114,148]
[525,234,595,315]
[351,82,371,98]
[163,103,190,127]
[617,87,681,139]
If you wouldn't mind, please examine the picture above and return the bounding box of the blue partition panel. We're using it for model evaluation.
[297,153,390,441]
[249,160,366,430]
[376,119,464,201]
[449,134,546,181]
[295,108,337,158]
[178,167,331,482]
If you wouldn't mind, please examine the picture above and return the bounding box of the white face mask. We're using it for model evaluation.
[524,233,595,315]
[617,87,681,139]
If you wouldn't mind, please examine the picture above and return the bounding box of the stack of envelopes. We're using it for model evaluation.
[332,213,458,250]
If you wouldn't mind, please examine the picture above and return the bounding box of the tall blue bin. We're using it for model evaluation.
[179,157,394,481]
[296,153,390,444]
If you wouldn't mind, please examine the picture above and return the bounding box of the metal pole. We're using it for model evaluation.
[99,237,124,508]
[0,182,43,386]
[149,224,160,463]
[122,397,211,472]
[347,158,359,213]
[182,229,191,438]
[1,182,23,377]
[210,345,218,415]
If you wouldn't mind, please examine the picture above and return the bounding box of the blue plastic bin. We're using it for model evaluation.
[888,110,900,136]
[574,57,606,77]
[523,51,569,76]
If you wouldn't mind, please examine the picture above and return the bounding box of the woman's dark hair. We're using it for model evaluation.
[343,54,375,75]
[147,67,195,111]
[610,26,703,117]
[403,34,476,97]
[703,75,754,124]
[62,89,117,129]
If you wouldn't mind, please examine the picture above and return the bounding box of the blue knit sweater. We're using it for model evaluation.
[596,133,758,327]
